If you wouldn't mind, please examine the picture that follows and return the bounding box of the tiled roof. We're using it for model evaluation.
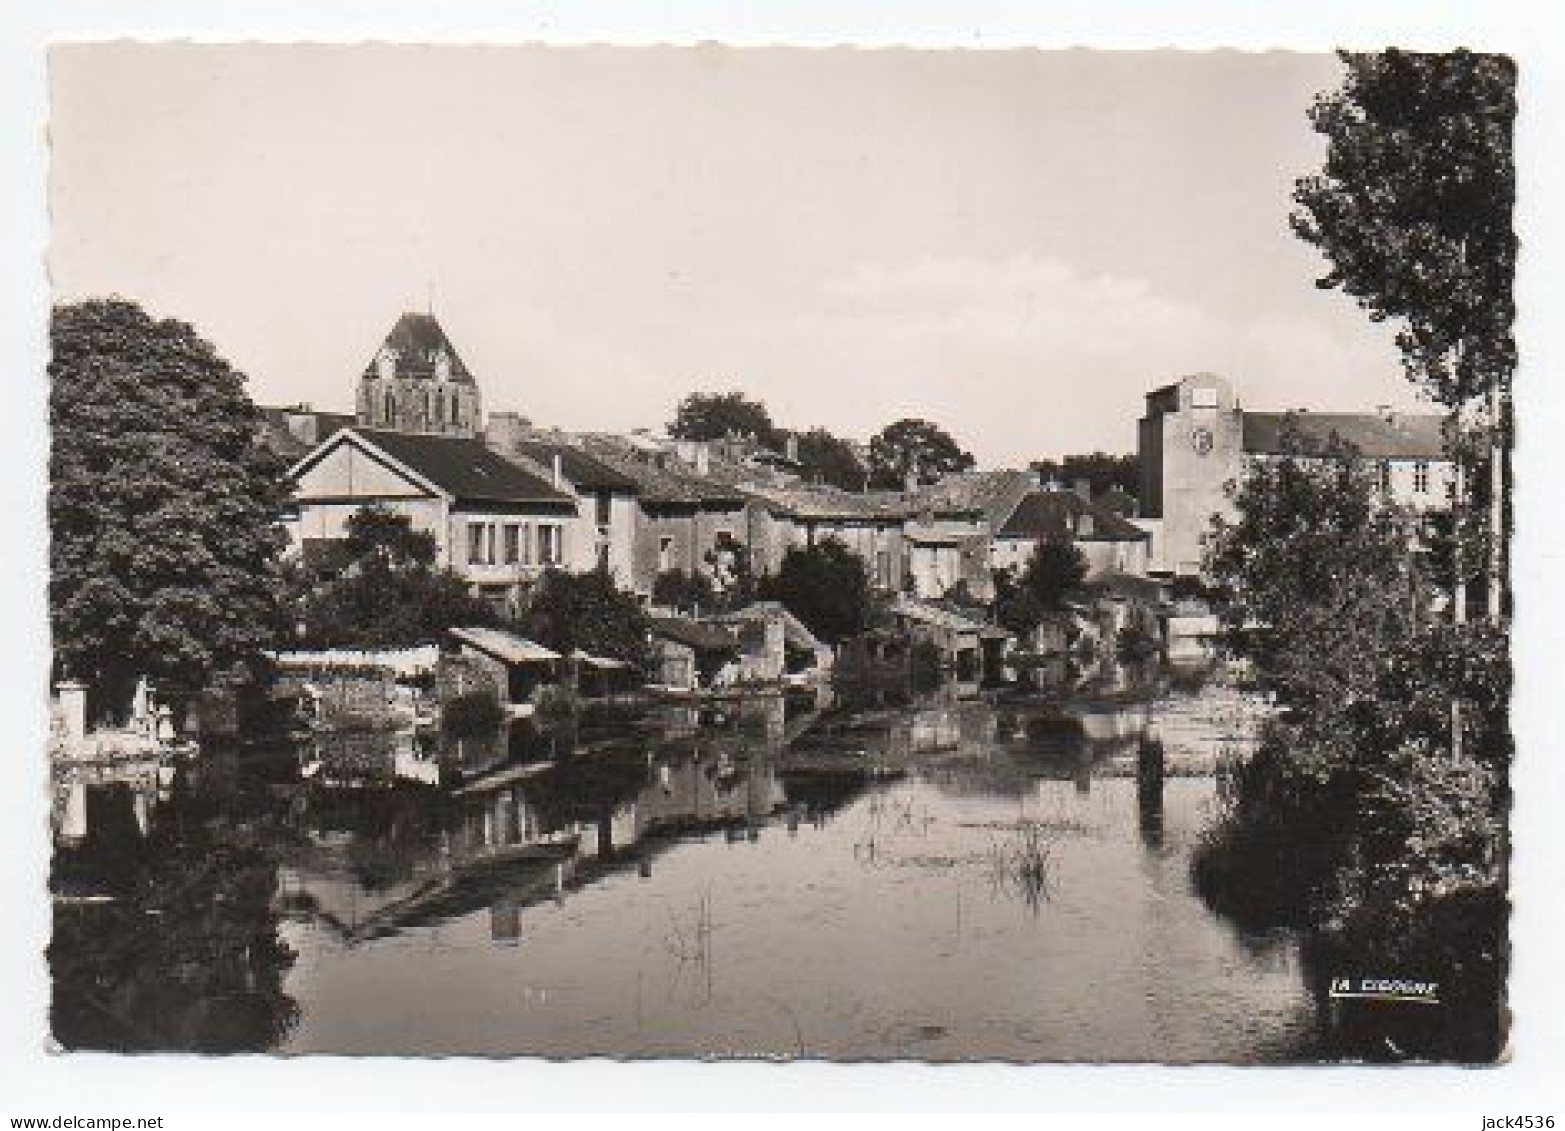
[511,438,640,493]
[578,437,749,507]
[362,312,475,383]
[257,407,354,459]
[348,428,574,508]
[745,483,907,522]
[1241,411,1446,460]
[998,490,1149,543]
[450,626,561,665]
[905,470,1035,526]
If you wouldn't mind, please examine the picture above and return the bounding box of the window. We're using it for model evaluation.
[467,522,487,565]
[875,550,892,588]
[658,536,676,572]
[503,524,521,565]
[1379,461,1393,495]
[595,490,613,528]
[434,389,445,425]
[1413,461,1430,494]
[1190,386,1219,409]
[519,523,533,565]
[597,542,611,572]
[538,524,562,566]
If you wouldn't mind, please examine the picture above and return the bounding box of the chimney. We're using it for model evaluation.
[1071,478,1092,502]
[904,468,919,496]
[551,452,563,489]
[1377,404,1397,425]
[485,411,526,453]
[785,433,799,462]
[694,443,710,475]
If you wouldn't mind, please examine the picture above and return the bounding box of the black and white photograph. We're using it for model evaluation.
[36,39,1517,1066]
[9,5,1565,1115]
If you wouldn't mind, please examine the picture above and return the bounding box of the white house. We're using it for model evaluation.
[284,426,578,608]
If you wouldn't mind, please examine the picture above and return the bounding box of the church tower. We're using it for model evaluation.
[355,312,483,437]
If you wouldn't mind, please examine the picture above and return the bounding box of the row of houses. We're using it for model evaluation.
[266,313,1457,627]
[265,313,1151,618]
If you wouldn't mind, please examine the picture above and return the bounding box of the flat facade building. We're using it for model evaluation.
[1138,373,1454,577]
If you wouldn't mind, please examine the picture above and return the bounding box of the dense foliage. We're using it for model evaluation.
[50,299,291,716]
[651,567,716,614]
[514,568,652,668]
[667,390,780,448]
[1293,50,1515,412]
[290,506,498,648]
[1293,49,1515,618]
[865,418,976,489]
[790,426,868,491]
[1194,439,1509,1060]
[759,538,871,644]
[992,540,1088,641]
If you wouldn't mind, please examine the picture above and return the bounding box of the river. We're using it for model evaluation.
[49,659,1324,1060]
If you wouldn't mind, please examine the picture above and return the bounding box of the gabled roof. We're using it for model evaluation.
[998,490,1149,543]
[363,312,475,383]
[1241,411,1446,460]
[292,428,574,509]
[511,438,640,493]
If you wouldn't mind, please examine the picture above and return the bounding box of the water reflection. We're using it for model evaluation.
[51,663,1321,1060]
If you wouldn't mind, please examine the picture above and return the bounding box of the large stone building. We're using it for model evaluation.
[1137,373,1454,577]
[355,312,483,437]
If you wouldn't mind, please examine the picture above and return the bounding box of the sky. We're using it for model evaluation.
[48,43,1428,467]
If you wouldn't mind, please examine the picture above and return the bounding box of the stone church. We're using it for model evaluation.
[354,311,483,437]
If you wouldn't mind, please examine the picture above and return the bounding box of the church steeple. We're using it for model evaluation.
[355,312,482,437]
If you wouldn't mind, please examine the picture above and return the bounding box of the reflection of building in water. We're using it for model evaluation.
[280,734,797,944]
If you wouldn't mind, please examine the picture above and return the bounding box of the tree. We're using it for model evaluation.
[1030,452,1139,499]
[667,391,779,448]
[759,538,870,643]
[992,567,1047,638]
[790,427,867,491]
[1020,540,1088,613]
[1292,50,1516,623]
[651,568,715,614]
[1205,429,1423,714]
[866,418,975,489]
[292,506,497,648]
[515,569,651,667]
[1194,434,1509,1058]
[49,299,291,717]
